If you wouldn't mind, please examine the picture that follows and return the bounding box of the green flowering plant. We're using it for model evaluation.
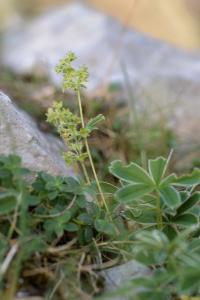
[47,51,108,212]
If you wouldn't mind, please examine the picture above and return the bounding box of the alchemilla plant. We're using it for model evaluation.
[47,51,108,213]
[0,52,200,300]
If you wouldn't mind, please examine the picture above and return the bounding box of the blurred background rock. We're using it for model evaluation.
[1,0,200,50]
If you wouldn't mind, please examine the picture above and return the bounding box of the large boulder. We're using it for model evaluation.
[0,92,71,176]
[1,2,200,163]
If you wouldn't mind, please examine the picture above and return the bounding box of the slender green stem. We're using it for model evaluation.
[77,90,86,128]
[85,139,109,213]
[80,161,91,185]
[77,90,109,214]
[73,134,91,185]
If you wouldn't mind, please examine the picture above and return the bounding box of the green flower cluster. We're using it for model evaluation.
[47,101,89,165]
[55,51,89,92]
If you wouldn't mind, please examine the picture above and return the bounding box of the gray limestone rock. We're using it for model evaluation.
[0,92,71,176]
[100,260,150,300]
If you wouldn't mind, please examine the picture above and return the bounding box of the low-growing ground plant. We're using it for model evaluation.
[0,52,200,300]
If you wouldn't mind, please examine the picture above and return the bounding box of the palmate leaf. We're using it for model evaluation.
[160,185,181,209]
[109,160,154,186]
[116,183,154,203]
[148,157,167,185]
